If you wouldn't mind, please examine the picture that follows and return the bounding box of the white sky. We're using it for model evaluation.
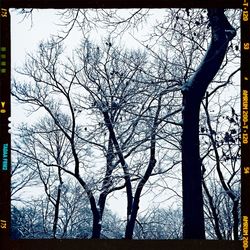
[11,9,80,126]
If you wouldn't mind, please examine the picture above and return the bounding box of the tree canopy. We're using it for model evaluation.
[11,8,241,240]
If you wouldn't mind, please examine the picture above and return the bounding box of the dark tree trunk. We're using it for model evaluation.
[92,215,102,239]
[89,196,101,239]
[181,9,236,239]
[182,98,205,239]
[232,199,239,240]
[53,158,63,238]
[52,187,61,238]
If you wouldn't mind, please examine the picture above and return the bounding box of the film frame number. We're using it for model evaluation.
[0,220,7,229]
[0,8,7,18]
[244,42,250,50]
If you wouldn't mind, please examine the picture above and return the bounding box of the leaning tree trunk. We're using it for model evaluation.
[125,94,161,239]
[182,9,236,239]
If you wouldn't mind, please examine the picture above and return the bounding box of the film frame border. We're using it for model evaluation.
[241,0,250,249]
[0,1,248,249]
[0,4,11,250]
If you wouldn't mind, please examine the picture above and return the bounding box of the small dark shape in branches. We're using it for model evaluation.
[231,107,236,116]
[224,132,230,142]
[229,117,236,123]
[111,101,119,110]
[224,132,235,143]
[231,129,237,134]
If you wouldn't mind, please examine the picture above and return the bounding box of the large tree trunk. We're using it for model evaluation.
[182,98,205,239]
[232,199,239,240]
[181,9,236,239]
[92,215,102,239]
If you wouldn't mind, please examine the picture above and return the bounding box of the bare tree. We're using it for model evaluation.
[12,37,181,238]
[12,8,240,239]
[70,39,182,239]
